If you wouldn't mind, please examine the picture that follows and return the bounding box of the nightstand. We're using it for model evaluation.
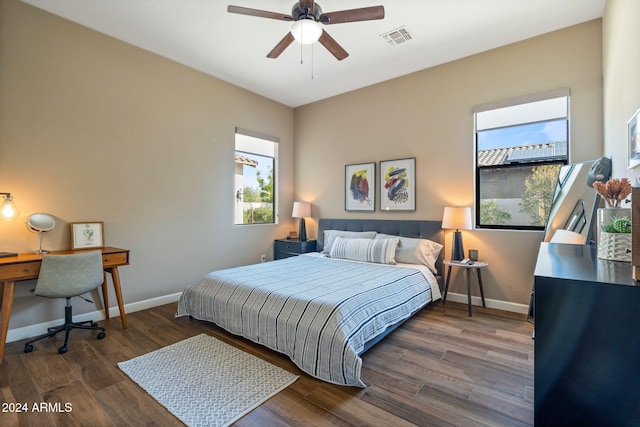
[274,239,317,260]
[442,260,489,316]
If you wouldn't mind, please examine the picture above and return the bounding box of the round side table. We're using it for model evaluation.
[442,260,489,316]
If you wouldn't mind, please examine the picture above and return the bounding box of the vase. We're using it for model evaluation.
[596,207,631,261]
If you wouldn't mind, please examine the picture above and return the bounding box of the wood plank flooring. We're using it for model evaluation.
[0,301,533,426]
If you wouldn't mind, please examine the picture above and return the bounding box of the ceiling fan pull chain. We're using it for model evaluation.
[311,43,315,80]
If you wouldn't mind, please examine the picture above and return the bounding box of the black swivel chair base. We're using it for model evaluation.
[23,298,106,355]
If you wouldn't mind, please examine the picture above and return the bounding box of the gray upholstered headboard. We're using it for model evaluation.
[317,218,444,278]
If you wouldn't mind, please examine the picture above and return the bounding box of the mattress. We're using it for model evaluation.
[176,253,440,387]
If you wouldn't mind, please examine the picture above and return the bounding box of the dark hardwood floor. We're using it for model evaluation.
[0,301,533,426]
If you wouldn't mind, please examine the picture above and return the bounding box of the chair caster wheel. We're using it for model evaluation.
[58,346,68,354]
[24,344,33,353]
[97,331,106,340]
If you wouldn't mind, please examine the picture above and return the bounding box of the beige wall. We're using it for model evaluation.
[0,0,610,336]
[0,0,295,330]
[603,0,640,179]
[294,20,604,308]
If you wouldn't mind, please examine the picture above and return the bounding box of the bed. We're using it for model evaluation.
[176,218,444,387]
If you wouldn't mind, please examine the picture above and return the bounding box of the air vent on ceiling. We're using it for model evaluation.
[380,26,413,46]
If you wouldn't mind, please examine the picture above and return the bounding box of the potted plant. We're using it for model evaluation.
[598,215,632,262]
[592,177,632,261]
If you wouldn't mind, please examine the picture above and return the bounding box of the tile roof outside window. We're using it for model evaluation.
[477,142,567,167]
[234,154,258,167]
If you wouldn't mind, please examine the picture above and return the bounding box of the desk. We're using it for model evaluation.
[442,260,488,316]
[0,247,129,364]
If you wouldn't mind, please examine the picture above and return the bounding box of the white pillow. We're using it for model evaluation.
[375,234,443,274]
[329,236,399,265]
[322,230,377,254]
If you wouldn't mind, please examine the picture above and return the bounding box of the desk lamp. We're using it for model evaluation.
[0,193,19,220]
[292,202,311,242]
[442,206,472,261]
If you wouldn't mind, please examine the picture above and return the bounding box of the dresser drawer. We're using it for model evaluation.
[275,240,301,253]
[0,261,41,281]
[275,240,316,252]
[274,239,317,260]
[102,251,129,267]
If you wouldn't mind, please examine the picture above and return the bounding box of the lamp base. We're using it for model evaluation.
[451,230,464,261]
[298,218,307,242]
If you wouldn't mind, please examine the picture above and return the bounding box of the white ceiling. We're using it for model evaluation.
[21,0,606,108]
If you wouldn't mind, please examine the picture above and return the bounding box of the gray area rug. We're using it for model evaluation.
[118,333,298,427]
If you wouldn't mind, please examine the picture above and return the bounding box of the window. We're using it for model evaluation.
[474,89,569,230]
[234,128,278,225]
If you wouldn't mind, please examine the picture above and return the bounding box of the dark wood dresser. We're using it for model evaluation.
[534,242,640,426]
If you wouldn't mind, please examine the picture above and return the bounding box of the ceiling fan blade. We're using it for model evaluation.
[320,6,385,24]
[267,32,295,58]
[318,30,349,61]
[227,5,293,21]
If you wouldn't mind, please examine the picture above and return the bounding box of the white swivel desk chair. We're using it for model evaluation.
[23,250,106,355]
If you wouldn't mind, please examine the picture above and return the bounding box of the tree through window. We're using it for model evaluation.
[234,129,278,225]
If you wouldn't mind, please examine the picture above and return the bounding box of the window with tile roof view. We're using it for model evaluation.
[475,94,568,230]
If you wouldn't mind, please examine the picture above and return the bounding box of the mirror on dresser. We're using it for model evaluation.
[529,159,603,325]
[542,160,601,245]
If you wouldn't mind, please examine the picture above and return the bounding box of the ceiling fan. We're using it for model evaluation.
[227,1,385,61]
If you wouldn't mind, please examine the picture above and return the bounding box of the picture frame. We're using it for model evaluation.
[70,222,104,250]
[628,107,640,169]
[380,157,416,211]
[345,162,376,211]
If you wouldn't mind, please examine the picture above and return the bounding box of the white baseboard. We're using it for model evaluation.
[7,291,528,343]
[6,292,183,343]
[443,292,529,314]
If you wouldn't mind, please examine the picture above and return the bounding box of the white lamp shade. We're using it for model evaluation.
[550,229,585,244]
[290,19,322,45]
[442,206,472,230]
[292,202,311,218]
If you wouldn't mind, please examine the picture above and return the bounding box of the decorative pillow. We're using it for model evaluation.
[330,236,399,265]
[322,230,377,254]
[375,234,443,274]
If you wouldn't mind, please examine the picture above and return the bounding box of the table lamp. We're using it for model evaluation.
[292,202,311,242]
[442,206,472,261]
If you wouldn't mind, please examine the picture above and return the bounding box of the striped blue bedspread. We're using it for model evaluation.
[176,253,440,387]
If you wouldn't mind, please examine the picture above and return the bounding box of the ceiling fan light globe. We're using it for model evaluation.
[290,19,322,45]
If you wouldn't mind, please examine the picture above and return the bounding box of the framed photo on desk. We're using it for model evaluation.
[70,222,104,250]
